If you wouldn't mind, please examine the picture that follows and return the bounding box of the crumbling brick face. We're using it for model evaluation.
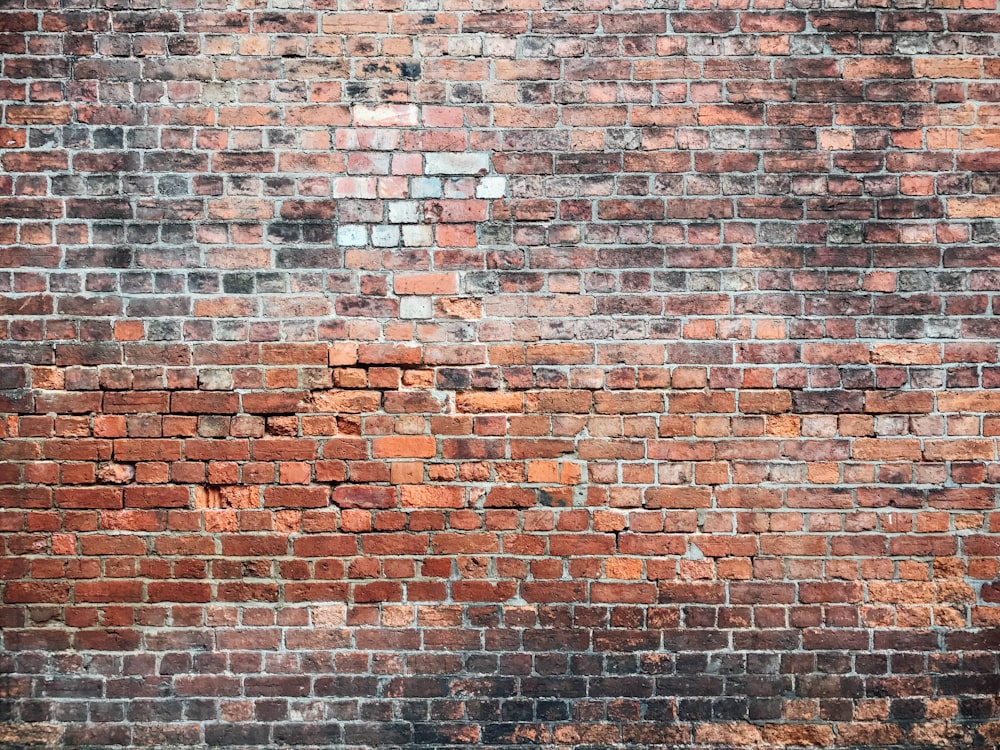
[1,1,1000,747]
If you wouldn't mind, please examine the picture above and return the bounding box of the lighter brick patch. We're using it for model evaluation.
[399,297,432,319]
[402,225,433,246]
[476,176,507,199]
[424,152,491,175]
[387,201,420,223]
[352,104,418,127]
[411,177,443,198]
[948,196,1000,218]
[0,723,64,746]
[333,176,377,199]
[336,225,366,246]
[371,225,400,247]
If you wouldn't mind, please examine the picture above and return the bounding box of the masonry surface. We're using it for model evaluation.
[2,0,1000,748]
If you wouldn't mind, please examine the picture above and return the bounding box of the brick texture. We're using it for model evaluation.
[2,1,1000,748]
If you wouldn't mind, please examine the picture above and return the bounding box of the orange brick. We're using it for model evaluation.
[393,273,458,295]
[455,393,523,413]
[914,57,981,79]
[924,439,994,461]
[871,343,941,365]
[372,436,437,458]
[938,391,1000,413]
[400,485,464,508]
[853,438,922,461]
[864,391,933,414]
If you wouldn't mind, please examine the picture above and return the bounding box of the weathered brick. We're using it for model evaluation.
[424,152,490,175]
[1,5,998,747]
[332,486,396,509]
[401,485,464,508]
[352,104,418,127]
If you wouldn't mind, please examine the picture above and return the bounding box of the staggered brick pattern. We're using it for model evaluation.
[3,0,1000,747]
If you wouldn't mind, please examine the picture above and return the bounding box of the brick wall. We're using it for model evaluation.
[2,1,1000,747]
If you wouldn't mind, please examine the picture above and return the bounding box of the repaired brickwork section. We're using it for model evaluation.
[2,0,1000,748]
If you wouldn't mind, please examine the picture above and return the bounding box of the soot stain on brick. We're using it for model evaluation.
[360,61,420,80]
[399,61,421,79]
[537,489,571,507]
[345,82,373,100]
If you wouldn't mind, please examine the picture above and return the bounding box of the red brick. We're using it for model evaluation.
[114,440,182,462]
[332,486,396,509]
[75,580,144,603]
[184,440,250,461]
[252,439,318,461]
[526,343,593,365]
[594,392,664,414]
[55,487,122,509]
[148,582,211,603]
[241,391,309,414]
[103,392,170,414]
[263,487,329,508]
[171,391,239,414]
[312,390,381,413]
[4,581,72,603]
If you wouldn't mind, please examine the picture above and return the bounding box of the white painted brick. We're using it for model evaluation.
[337,225,367,246]
[399,296,433,319]
[411,177,442,199]
[352,104,418,127]
[198,369,233,390]
[485,37,516,57]
[424,152,490,175]
[336,129,399,150]
[402,225,433,247]
[371,225,400,247]
[387,201,420,224]
[449,36,482,56]
[476,176,507,199]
